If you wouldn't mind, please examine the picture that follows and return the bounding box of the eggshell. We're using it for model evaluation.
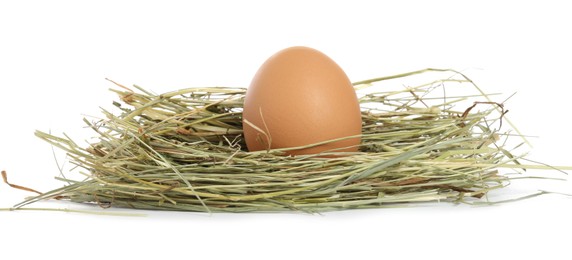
[243,46,362,155]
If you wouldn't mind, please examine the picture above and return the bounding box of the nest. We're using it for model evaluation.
[14,69,542,213]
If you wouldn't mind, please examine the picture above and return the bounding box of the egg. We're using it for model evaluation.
[243,46,362,156]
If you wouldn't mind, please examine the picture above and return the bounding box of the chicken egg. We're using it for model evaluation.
[243,46,362,156]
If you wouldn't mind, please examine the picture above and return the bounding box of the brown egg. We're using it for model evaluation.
[243,46,362,156]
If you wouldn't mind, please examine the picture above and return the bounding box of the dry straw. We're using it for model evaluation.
[6,68,570,213]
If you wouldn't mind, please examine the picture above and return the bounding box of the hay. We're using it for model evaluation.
[11,69,565,213]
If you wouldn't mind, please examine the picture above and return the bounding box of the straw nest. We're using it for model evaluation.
[14,69,545,213]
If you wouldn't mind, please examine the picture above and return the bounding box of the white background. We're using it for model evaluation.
[1,1,571,259]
